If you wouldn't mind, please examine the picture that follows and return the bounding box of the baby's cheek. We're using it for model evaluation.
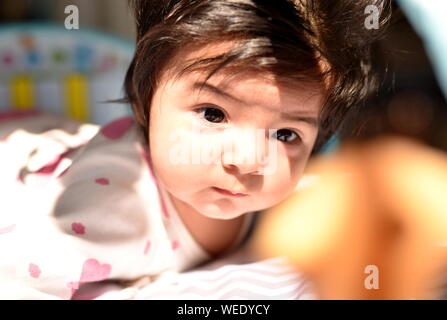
[250,181,294,213]
[269,178,295,203]
[160,158,207,194]
[267,159,305,199]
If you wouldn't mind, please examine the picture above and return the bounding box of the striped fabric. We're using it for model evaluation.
[133,257,317,300]
[86,250,317,300]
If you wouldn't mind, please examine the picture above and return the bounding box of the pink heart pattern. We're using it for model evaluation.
[95,178,110,186]
[79,259,112,283]
[71,222,85,235]
[144,240,151,255]
[0,224,16,235]
[100,117,134,140]
[172,240,180,250]
[28,263,41,278]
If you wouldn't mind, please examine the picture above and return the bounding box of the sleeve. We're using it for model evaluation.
[0,112,98,185]
[0,116,174,299]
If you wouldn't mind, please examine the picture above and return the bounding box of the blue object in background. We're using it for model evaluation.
[26,50,40,67]
[74,44,94,73]
[319,133,340,155]
[398,0,447,99]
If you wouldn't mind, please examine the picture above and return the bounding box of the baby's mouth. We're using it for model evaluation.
[211,187,248,198]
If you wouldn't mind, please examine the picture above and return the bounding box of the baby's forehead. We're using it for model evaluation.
[155,70,323,124]
[157,41,325,113]
[162,40,324,86]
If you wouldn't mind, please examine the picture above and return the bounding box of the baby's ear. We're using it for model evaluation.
[128,0,183,38]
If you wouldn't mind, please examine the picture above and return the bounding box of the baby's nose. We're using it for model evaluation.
[221,128,269,175]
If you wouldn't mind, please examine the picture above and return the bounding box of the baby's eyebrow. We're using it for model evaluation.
[279,112,319,128]
[191,81,319,128]
[191,81,248,106]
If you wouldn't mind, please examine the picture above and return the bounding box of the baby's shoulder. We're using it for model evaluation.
[61,116,150,188]
[52,116,161,235]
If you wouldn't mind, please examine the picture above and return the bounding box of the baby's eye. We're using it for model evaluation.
[196,106,226,124]
[272,129,301,144]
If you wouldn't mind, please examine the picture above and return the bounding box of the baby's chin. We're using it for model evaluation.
[193,200,253,220]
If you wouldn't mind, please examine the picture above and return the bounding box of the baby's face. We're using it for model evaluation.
[149,44,323,220]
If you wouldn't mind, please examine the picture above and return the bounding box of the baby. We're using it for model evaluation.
[0,0,389,299]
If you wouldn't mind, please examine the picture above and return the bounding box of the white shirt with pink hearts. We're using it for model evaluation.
[0,112,253,299]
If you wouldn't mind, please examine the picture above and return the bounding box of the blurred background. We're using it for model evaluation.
[0,0,135,39]
[347,1,447,152]
[0,0,136,125]
[0,0,445,149]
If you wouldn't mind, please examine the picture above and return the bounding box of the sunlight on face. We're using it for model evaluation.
[149,43,324,220]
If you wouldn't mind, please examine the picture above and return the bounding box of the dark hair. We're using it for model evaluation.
[124,0,391,152]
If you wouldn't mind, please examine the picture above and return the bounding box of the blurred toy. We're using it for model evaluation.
[252,136,447,299]
[0,23,134,125]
